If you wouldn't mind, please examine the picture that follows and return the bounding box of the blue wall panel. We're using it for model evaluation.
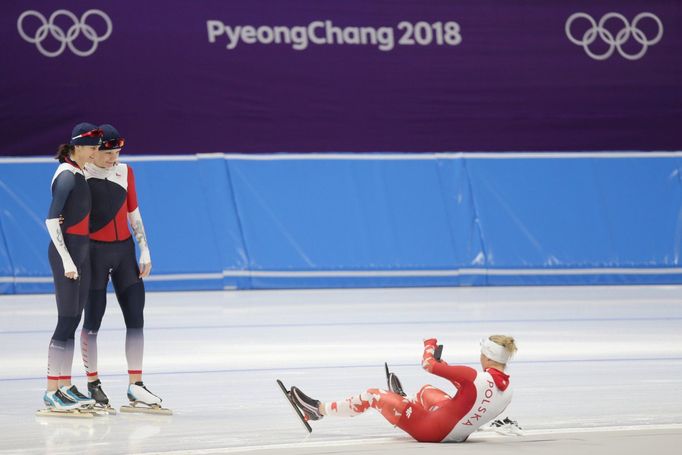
[229,159,460,273]
[0,153,680,294]
[467,158,615,268]
[435,158,485,285]
[0,163,54,293]
[196,156,249,289]
[588,158,682,266]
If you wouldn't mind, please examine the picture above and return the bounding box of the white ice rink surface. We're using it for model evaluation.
[1,286,681,454]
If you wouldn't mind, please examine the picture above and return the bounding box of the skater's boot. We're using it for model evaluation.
[87,379,110,406]
[61,385,96,408]
[43,389,80,411]
[384,363,406,397]
[127,382,162,406]
[387,372,407,397]
[290,386,323,421]
[120,382,171,415]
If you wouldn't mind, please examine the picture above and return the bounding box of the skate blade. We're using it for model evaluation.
[494,427,524,436]
[480,425,524,437]
[86,407,114,416]
[35,408,94,418]
[120,403,172,415]
[95,405,117,415]
[276,379,312,434]
[77,405,107,415]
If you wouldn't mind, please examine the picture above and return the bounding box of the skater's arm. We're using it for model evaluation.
[125,166,151,277]
[422,338,477,386]
[45,171,78,279]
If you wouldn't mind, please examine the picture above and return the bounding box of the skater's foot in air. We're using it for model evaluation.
[88,379,110,406]
[290,387,323,421]
[387,372,406,397]
[127,382,162,406]
[43,389,80,411]
[61,385,96,408]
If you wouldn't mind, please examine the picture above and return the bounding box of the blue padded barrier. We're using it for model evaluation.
[0,152,680,294]
[0,162,54,293]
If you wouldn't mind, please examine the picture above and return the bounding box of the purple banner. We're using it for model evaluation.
[1,0,680,156]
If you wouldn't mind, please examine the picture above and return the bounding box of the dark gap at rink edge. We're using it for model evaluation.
[1,316,681,335]
[2,357,682,382]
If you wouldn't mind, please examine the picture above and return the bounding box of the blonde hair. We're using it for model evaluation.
[488,335,517,359]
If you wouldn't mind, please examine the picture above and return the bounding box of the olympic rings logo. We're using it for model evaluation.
[565,12,663,61]
[17,9,112,58]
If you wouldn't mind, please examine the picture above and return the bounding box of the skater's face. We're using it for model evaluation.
[73,145,98,164]
[94,148,120,168]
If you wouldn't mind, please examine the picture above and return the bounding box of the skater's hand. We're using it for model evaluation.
[138,249,151,278]
[63,258,78,280]
[139,261,152,278]
[58,215,64,225]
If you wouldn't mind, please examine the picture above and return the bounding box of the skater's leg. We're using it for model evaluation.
[46,242,92,410]
[58,336,76,388]
[319,386,445,442]
[81,289,106,381]
[60,255,88,388]
[59,257,96,408]
[322,388,410,425]
[111,241,145,384]
[81,246,112,408]
[117,281,145,383]
[47,244,80,392]
[60,278,96,408]
[49,315,80,390]
[82,240,111,383]
[59,312,82,388]
[109,243,164,411]
[119,282,161,408]
[47,336,67,392]
[415,385,452,411]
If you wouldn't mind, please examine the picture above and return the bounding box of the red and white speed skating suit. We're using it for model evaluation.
[323,338,512,442]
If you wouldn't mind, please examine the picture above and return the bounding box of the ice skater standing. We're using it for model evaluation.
[43,123,101,413]
[79,124,165,413]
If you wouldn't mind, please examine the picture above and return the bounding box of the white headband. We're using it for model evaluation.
[480,337,512,364]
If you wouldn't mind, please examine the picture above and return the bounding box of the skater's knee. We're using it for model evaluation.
[367,388,409,411]
[52,316,80,341]
[84,290,106,331]
[416,385,450,409]
[71,313,82,333]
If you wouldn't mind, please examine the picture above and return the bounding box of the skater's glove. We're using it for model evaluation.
[424,338,438,349]
[422,338,438,372]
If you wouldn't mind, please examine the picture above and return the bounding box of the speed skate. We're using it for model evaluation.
[276,379,312,433]
[120,382,172,415]
[36,388,97,418]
